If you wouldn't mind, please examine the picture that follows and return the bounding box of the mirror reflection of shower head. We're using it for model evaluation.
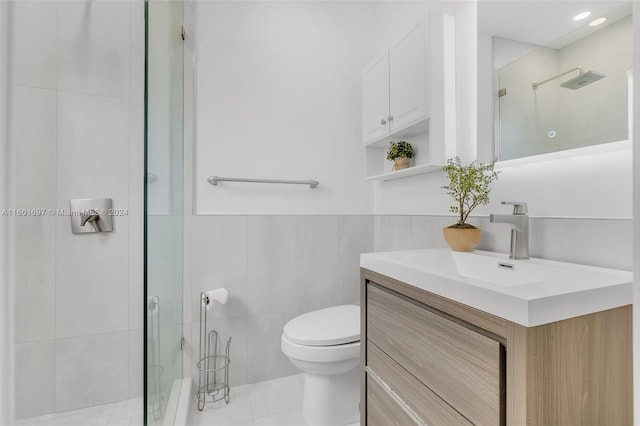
[532,67,606,90]
[560,70,605,89]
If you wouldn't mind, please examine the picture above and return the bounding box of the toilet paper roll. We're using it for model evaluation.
[203,288,229,310]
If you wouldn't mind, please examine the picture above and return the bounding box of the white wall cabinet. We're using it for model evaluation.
[362,10,456,181]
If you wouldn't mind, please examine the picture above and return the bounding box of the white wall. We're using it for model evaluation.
[194,1,375,215]
[6,1,144,418]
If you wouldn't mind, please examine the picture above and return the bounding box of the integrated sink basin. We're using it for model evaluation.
[361,248,632,326]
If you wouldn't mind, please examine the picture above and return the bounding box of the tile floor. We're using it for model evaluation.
[190,374,307,426]
[14,374,359,426]
[14,398,143,426]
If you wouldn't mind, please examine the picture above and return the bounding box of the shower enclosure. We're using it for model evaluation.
[0,1,186,425]
[145,1,185,425]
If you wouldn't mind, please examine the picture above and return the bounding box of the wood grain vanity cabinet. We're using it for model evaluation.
[360,269,632,426]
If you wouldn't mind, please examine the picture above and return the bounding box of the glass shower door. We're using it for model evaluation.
[144,2,184,425]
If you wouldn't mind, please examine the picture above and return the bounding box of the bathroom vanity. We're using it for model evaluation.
[360,249,633,426]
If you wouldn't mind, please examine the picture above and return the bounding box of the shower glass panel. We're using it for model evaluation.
[145,1,184,425]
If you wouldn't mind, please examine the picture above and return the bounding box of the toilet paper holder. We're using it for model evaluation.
[197,290,231,410]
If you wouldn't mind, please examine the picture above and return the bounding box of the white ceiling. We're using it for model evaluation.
[478,0,629,47]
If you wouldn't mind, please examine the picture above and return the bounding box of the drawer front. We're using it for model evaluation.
[367,374,417,426]
[367,284,503,426]
[368,342,473,426]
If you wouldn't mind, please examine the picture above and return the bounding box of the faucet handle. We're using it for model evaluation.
[502,201,528,215]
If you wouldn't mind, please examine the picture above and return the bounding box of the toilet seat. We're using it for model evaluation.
[281,334,360,364]
[283,305,360,346]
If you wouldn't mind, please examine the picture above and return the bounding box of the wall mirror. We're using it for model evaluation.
[479,1,632,161]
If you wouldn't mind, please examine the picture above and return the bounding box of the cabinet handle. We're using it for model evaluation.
[388,115,394,122]
[380,118,387,125]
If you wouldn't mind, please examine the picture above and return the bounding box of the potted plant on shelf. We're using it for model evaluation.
[442,156,500,252]
[386,141,415,171]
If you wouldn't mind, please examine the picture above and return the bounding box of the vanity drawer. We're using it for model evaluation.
[367,283,504,426]
[366,374,417,426]
[367,342,473,426]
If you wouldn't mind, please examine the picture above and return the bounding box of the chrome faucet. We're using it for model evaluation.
[490,201,529,260]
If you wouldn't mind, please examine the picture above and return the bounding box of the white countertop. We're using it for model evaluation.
[360,249,633,327]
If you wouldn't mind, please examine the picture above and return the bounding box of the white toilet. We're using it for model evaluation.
[281,305,360,426]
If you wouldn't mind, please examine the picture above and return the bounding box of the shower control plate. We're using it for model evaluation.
[69,198,114,234]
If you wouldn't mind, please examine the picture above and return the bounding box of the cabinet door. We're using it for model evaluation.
[362,52,389,144]
[389,20,429,133]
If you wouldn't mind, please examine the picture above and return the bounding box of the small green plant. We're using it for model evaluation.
[386,141,415,161]
[442,157,500,229]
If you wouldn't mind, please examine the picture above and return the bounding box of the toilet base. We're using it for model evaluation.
[302,367,360,426]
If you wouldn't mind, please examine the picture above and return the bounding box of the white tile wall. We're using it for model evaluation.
[55,332,129,412]
[247,217,296,317]
[374,215,633,271]
[13,216,55,344]
[247,312,297,384]
[9,0,144,418]
[14,340,56,419]
[57,1,130,98]
[185,215,373,388]
[190,216,248,322]
[293,216,340,315]
[337,216,374,305]
[373,215,412,251]
[56,92,130,208]
[10,1,57,90]
[55,216,130,338]
[10,86,57,209]
[128,330,143,399]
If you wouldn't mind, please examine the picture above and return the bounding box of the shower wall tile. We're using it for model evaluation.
[55,332,129,412]
[11,86,57,209]
[129,1,145,102]
[14,217,56,344]
[247,216,296,316]
[10,1,57,89]
[11,86,57,344]
[15,340,56,419]
[10,0,142,418]
[128,330,143,398]
[293,216,340,315]
[57,0,130,98]
[56,92,130,209]
[55,217,130,338]
[338,216,374,305]
[190,216,248,322]
[247,312,298,384]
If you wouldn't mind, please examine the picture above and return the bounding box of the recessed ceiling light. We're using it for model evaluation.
[589,17,607,26]
[573,11,591,21]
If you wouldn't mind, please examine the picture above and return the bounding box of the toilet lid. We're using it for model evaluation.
[283,305,360,346]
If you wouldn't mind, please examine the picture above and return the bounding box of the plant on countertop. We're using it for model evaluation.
[386,141,415,161]
[442,156,500,229]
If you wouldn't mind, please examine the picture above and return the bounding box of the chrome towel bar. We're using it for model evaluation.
[207,176,319,189]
